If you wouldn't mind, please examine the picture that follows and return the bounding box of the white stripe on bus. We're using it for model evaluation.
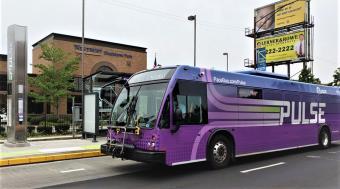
[171,159,206,166]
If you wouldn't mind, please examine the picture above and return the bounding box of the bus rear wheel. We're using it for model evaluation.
[207,135,232,169]
[319,128,331,149]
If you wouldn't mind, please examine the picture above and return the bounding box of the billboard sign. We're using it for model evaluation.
[255,0,306,33]
[256,30,306,64]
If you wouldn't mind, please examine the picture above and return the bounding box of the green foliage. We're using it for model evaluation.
[29,43,79,114]
[28,115,45,125]
[37,126,53,134]
[298,66,321,84]
[331,67,340,86]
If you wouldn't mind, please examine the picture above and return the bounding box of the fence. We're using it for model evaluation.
[27,114,81,136]
[0,113,112,138]
[0,116,6,138]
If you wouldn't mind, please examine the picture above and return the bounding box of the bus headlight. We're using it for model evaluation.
[147,134,158,150]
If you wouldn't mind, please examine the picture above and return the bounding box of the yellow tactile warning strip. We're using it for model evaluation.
[0,150,105,167]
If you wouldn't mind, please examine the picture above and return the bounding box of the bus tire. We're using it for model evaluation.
[318,127,331,149]
[207,135,232,169]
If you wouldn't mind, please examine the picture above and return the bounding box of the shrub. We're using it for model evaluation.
[37,126,53,134]
[55,123,70,133]
[0,126,5,134]
[27,126,36,134]
[29,115,45,125]
[46,116,58,123]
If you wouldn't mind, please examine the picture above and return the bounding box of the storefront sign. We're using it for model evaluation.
[74,44,133,59]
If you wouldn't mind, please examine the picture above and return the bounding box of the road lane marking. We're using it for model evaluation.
[328,151,340,154]
[60,168,85,173]
[306,155,321,158]
[240,162,286,173]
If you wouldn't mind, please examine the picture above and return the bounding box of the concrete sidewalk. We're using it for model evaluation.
[0,137,107,167]
[0,135,82,144]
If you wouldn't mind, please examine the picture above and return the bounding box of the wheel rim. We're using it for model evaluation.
[213,141,227,164]
[322,132,329,146]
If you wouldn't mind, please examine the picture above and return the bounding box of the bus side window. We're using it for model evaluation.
[238,88,262,99]
[159,96,170,129]
[173,80,207,125]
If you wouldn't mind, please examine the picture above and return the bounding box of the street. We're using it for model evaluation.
[1,142,339,189]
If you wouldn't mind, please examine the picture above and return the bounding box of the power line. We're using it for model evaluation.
[100,0,243,32]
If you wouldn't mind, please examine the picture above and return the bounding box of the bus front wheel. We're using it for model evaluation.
[319,128,331,149]
[207,135,232,169]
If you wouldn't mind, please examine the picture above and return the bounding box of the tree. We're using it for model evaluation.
[29,43,79,115]
[330,67,340,86]
[298,66,321,84]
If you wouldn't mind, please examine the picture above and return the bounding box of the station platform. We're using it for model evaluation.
[0,137,107,167]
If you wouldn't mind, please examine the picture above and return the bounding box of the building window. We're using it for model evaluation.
[0,75,6,91]
[238,88,262,99]
[28,97,44,114]
[73,77,82,92]
[97,66,113,72]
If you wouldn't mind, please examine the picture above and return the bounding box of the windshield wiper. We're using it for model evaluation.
[126,96,138,127]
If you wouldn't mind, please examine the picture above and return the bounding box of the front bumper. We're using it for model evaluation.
[100,143,165,164]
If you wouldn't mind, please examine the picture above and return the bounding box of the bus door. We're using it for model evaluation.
[158,80,208,165]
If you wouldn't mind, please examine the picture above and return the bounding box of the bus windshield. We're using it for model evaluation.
[111,82,168,128]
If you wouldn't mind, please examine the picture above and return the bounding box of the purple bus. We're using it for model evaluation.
[100,66,340,168]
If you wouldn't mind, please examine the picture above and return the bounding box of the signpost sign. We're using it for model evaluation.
[83,93,99,142]
[256,47,267,71]
[5,25,29,146]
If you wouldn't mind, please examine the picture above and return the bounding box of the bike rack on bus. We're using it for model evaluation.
[109,126,136,156]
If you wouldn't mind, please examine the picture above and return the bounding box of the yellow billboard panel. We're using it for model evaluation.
[255,0,306,32]
[275,0,306,28]
[256,30,305,63]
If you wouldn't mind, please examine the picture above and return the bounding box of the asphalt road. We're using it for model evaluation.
[1,143,339,189]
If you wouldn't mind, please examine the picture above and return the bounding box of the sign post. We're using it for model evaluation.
[256,47,267,71]
[5,25,29,147]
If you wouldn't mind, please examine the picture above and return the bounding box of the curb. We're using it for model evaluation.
[0,150,106,167]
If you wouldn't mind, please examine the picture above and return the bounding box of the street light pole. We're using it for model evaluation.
[188,15,197,67]
[82,0,85,79]
[223,52,229,72]
[81,0,85,139]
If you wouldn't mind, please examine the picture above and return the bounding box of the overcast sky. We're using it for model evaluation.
[1,0,339,83]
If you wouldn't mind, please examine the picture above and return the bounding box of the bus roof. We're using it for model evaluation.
[171,65,340,96]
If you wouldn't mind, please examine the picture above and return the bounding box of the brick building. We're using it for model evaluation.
[0,54,7,113]
[0,33,147,115]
